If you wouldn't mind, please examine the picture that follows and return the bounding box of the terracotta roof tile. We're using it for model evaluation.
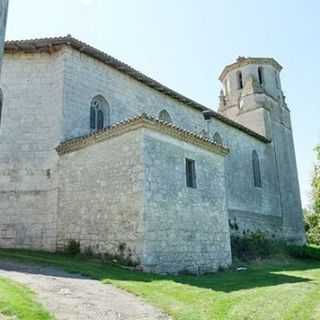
[56,113,230,156]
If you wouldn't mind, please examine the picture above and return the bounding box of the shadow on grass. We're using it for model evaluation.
[0,249,318,293]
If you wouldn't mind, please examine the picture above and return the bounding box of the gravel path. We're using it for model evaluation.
[0,260,170,320]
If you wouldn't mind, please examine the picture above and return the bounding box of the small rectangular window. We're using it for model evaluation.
[186,158,197,188]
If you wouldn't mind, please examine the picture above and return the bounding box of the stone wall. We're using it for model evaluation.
[142,129,231,274]
[206,119,283,238]
[0,51,65,250]
[57,125,232,273]
[271,116,305,243]
[0,43,305,257]
[60,46,301,241]
[228,209,282,238]
[57,130,145,264]
[62,46,205,140]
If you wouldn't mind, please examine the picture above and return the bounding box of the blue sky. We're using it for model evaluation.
[5,0,320,207]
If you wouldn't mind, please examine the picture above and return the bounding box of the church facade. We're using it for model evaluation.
[0,36,305,273]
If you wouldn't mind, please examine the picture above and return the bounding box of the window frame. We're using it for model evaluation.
[213,132,223,145]
[186,158,197,189]
[258,66,264,86]
[159,109,172,123]
[90,95,110,131]
[252,150,262,188]
[237,71,243,89]
[274,70,280,89]
[97,109,104,130]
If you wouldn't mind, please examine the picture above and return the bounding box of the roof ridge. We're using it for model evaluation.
[56,113,229,156]
[5,35,71,44]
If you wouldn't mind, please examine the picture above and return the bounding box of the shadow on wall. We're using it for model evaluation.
[0,249,316,293]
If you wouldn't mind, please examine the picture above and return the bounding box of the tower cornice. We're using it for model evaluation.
[219,57,282,82]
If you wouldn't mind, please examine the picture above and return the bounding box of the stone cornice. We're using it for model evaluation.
[219,57,283,81]
[203,111,271,143]
[56,114,230,156]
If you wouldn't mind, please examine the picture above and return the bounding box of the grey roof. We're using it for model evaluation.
[5,35,270,143]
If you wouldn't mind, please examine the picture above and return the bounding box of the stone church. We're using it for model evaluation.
[0,13,305,273]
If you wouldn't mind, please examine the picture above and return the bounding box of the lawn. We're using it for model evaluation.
[0,276,53,320]
[0,249,320,320]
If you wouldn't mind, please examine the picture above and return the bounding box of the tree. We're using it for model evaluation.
[312,145,320,214]
[305,144,320,245]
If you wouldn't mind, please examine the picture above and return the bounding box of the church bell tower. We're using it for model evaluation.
[218,57,305,244]
[218,56,287,139]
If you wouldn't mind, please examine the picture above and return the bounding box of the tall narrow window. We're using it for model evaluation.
[97,109,104,130]
[90,106,96,129]
[159,109,172,123]
[213,132,223,145]
[186,158,197,188]
[258,67,264,85]
[274,71,280,89]
[252,150,262,188]
[237,71,243,89]
[90,95,110,131]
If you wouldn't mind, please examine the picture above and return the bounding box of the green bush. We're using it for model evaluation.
[231,231,284,261]
[65,240,80,256]
[304,211,320,245]
[287,244,320,260]
[304,143,320,245]
[231,232,320,263]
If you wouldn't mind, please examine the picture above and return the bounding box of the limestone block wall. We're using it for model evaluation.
[271,119,305,243]
[60,47,293,240]
[62,47,205,140]
[57,125,232,273]
[0,43,304,254]
[0,51,65,250]
[142,129,231,274]
[206,118,283,238]
[57,130,145,264]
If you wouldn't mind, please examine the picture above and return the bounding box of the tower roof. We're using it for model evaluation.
[219,57,282,81]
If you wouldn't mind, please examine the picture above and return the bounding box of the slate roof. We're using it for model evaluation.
[5,35,271,143]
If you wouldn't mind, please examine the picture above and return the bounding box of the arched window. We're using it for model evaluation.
[213,132,223,145]
[0,89,3,125]
[237,71,243,89]
[258,67,264,85]
[90,95,110,131]
[252,150,262,188]
[159,109,172,123]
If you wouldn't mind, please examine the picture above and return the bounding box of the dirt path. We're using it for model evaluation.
[0,260,170,320]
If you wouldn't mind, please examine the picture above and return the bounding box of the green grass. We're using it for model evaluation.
[0,249,320,320]
[0,276,53,320]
